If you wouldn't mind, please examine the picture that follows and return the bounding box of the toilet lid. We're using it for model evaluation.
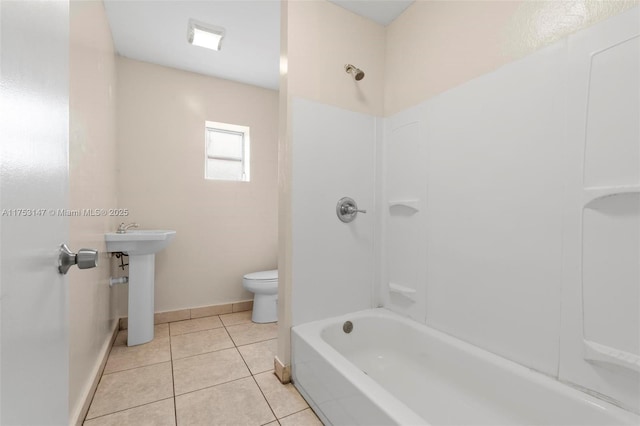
[244,269,278,281]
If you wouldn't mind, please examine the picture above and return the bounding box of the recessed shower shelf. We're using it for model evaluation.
[388,282,417,301]
[583,185,640,207]
[583,339,640,373]
[388,200,420,212]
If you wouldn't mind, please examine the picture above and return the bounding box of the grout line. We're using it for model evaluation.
[172,344,236,362]
[235,338,279,422]
[173,374,253,398]
[220,321,254,328]
[235,340,256,376]
[169,333,178,426]
[222,321,241,347]
[224,320,280,422]
[169,324,226,338]
[235,336,278,348]
[260,420,280,426]
[250,370,278,422]
[83,397,175,423]
[101,358,172,376]
[277,406,313,421]
[82,375,102,424]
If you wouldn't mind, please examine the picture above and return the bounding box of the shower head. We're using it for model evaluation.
[345,64,365,81]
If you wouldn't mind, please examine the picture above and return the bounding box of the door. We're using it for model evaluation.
[1,1,70,424]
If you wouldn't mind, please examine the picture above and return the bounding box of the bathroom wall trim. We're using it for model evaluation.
[118,300,254,330]
[71,320,119,426]
[274,355,291,384]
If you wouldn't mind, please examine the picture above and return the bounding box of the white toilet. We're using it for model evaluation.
[242,269,278,323]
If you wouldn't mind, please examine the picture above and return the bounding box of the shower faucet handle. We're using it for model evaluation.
[336,197,366,223]
[344,205,367,215]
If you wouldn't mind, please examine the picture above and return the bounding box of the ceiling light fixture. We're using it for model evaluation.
[187,19,225,51]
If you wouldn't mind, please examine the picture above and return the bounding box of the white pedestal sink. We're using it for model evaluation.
[105,230,176,346]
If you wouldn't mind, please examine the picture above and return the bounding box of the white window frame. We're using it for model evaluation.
[204,121,251,182]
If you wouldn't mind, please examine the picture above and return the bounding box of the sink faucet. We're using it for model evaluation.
[117,222,139,234]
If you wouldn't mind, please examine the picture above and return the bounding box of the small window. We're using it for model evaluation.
[205,121,250,182]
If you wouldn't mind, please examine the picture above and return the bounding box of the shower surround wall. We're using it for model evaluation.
[381,41,567,375]
[378,5,639,412]
[285,0,639,414]
[290,98,380,325]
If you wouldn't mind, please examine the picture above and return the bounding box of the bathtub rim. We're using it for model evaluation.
[291,308,640,425]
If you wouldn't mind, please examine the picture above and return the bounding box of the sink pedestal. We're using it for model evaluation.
[127,254,155,346]
[105,229,176,347]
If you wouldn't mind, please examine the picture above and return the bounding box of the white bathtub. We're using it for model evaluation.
[292,309,639,425]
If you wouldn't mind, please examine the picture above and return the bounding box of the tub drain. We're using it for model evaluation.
[343,321,353,334]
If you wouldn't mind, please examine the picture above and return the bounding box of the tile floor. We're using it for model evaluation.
[84,311,322,426]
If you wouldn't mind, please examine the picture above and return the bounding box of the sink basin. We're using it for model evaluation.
[105,230,176,255]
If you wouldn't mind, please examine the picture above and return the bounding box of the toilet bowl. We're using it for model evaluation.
[242,269,278,323]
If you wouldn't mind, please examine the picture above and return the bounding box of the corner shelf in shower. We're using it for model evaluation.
[583,185,640,207]
[388,282,417,301]
[583,339,640,373]
[388,200,420,212]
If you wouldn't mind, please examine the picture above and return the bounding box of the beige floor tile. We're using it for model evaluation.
[175,377,275,426]
[254,371,308,419]
[87,362,173,419]
[170,327,234,360]
[278,408,322,426]
[238,339,277,375]
[263,422,279,426]
[156,323,170,338]
[114,324,169,346]
[83,398,175,426]
[104,337,171,374]
[226,322,278,346]
[219,310,253,326]
[173,348,251,395]
[169,316,223,336]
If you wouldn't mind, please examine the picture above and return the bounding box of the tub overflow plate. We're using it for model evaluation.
[343,321,353,334]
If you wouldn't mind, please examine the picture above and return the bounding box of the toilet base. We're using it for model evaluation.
[252,293,277,323]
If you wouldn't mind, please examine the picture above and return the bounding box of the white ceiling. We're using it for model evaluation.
[329,0,414,26]
[104,1,414,91]
[104,1,281,90]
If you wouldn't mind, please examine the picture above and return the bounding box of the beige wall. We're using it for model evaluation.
[69,0,120,423]
[384,0,639,115]
[117,58,279,313]
[288,0,386,116]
